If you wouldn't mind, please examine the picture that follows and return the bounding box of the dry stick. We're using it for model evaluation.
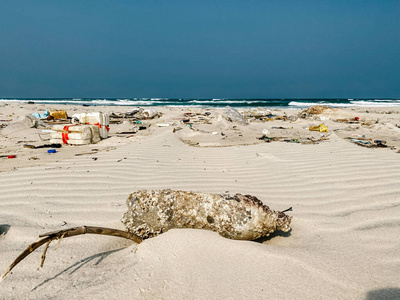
[282,207,293,213]
[1,226,142,281]
[40,241,51,268]
[54,233,65,250]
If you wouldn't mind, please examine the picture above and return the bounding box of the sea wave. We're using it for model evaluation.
[349,100,400,107]
[288,101,354,107]
[1,98,399,108]
[289,100,400,108]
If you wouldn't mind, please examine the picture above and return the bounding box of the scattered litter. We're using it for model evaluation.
[347,138,391,148]
[75,151,99,156]
[24,143,62,149]
[47,149,57,154]
[28,157,39,160]
[309,124,328,132]
[110,108,160,121]
[336,118,360,124]
[156,123,171,127]
[272,126,293,130]
[212,132,219,135]
[350,139,370,145]
[7,155,16,159]
[41,129,56,133]
[374,140,386,146]
[118,131,137,134]
[138,124,148,130]
[284,139,300,143]
[243,108,276,120]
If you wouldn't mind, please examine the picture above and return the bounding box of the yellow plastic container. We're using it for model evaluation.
[309,124,328,132]
[49,110,68,119]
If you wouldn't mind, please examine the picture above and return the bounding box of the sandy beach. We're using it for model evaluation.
[1,103,400,299]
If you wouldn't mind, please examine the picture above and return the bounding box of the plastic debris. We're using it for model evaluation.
[32,110,50,119]
[222,106,248,125]
[309,124,328,132]
[142,108,158,119]
[350,139,370,144]
[49,110,68,119]
[24,143,62,149]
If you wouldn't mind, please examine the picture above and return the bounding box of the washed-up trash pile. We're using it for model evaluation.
[174,110,214,130]
[32,110,69,122]
[258,135,327,145]
[243,108,277,120]
[299,105,330,118]
[243,108,295,122]
[71,112,110,139]
[43,112,111,145]
[5,110,111,147]
[109,108,161,123]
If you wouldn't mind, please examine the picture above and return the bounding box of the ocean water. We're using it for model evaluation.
[1,98,400,109]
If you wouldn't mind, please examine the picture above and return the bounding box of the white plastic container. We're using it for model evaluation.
[142,108,158,119]
[50,125,101,145]
[71,112,110,139]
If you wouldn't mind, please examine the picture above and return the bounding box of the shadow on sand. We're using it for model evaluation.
[0,224,11,236]
[254,228,292,243]
[365,288,400,300]
[32,247,125,291]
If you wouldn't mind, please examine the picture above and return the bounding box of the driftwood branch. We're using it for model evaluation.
[1,226,142,281]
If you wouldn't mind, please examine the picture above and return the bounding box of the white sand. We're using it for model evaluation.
[1,103,400,299]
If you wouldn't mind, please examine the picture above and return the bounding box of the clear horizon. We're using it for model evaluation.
[1,1,399,98]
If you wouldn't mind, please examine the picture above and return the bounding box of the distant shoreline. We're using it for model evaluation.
[1,98,400,109]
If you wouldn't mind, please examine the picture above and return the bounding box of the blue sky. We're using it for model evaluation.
[0,1,399,98]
